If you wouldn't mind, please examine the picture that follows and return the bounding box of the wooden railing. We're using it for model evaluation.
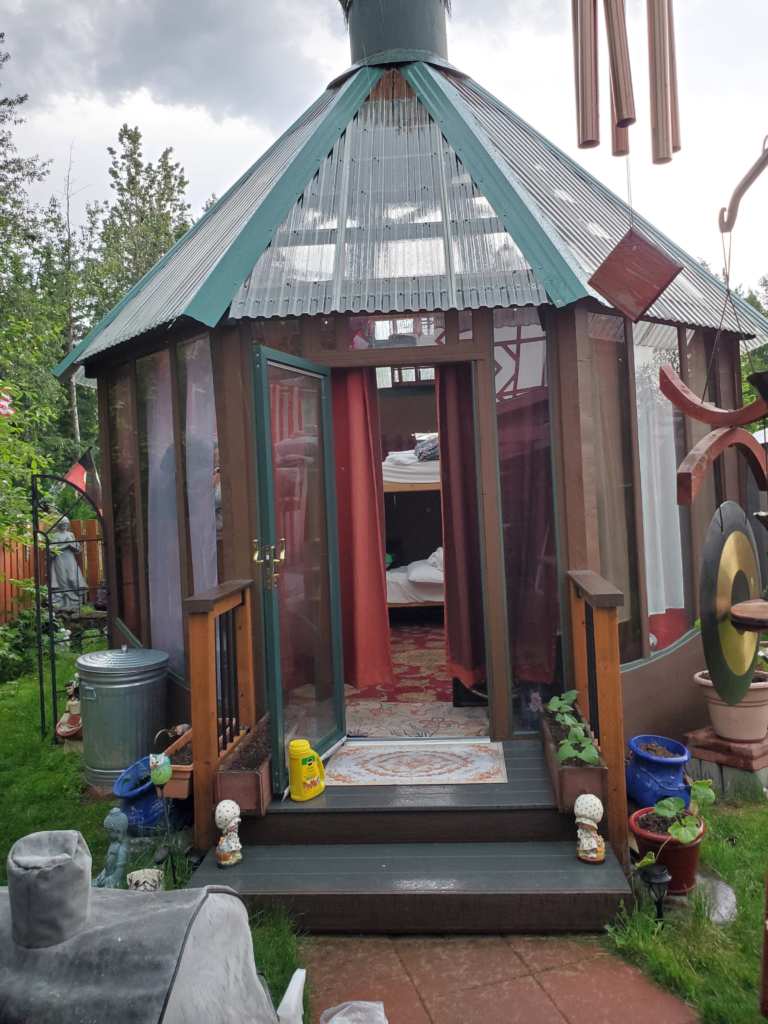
[184,580,256,848]
[567,569,629,872]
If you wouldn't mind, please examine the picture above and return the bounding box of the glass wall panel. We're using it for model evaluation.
[348,312,445,350]
[493,308,560,729]
[108,364,141,638]
[633,322,695,651]
[589,313,642,663]
[251,318,302,357]
[136,350,184,675]
[177,335,222,592]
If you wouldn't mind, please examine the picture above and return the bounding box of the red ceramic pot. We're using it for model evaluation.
[628,808,705,895]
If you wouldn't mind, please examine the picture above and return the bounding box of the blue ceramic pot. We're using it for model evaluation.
[113,756,165,835]
[625,734,691,809]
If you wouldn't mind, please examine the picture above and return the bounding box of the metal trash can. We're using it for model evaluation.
[77,647,169,788]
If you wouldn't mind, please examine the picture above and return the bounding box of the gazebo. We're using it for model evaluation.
[55,0,768,931]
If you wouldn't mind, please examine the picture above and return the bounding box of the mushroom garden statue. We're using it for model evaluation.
[574,794,606,865]
[215,800,242,868]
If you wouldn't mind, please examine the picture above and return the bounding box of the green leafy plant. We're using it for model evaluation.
[635,780,716,870]
[547,690,601,766]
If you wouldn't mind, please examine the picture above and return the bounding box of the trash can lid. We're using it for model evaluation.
[76,647,169,673]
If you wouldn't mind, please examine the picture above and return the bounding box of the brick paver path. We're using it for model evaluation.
[302,935,700,1023]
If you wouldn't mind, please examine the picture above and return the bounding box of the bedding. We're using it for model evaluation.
[386,565,444,604]
[407,558,444,585]
[382,459,441,485]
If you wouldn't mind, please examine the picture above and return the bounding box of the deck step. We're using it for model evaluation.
[242,739,573,845]
[187,841,631,933]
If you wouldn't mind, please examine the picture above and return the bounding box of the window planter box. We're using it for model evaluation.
[163,729,194,800]
[214,725,272,815]
[539,708,607,813]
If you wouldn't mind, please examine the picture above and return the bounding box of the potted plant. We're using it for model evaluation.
[696,660,768,741]
[539,689,607,812]
[625,734,691,809]
[628,779,716,894]
[214,717,272,814]
[163,729,194,800]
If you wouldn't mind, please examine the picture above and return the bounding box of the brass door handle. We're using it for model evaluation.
[254,539,285,589]
[275,538,286,565]
[253,539,264,564]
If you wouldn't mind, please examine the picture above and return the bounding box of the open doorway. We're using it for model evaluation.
[341,357,489,740]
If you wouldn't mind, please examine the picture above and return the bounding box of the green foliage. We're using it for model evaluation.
[548,690,600,765]
[252,906,311,1023]
[606,803,768,1023]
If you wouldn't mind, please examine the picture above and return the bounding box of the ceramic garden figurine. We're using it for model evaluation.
[48,516,87,612]
[92,808,130,888]
[215,799,242,868]
[127,868,165,892]
[574,793,606,865]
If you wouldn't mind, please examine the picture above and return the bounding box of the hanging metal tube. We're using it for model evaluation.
[667,0,681,152]
[573,0,600,148]
[611,91,630,156]
[648,0,673,164]
[603,0,635,128]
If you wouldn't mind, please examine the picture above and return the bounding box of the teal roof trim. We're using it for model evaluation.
[402,62,591,308]
[183,65,383,329]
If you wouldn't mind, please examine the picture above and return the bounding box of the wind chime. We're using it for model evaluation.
[571,0,680,164]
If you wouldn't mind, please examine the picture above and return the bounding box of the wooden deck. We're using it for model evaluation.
[188,740,632,932]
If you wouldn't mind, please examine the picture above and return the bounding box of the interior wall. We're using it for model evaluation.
[378,385,437,456]
[385,491,443,567]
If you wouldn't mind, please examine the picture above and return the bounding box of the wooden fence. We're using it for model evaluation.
[0,519,104,624]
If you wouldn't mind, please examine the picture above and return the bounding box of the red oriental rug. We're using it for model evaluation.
[349,624,453,703]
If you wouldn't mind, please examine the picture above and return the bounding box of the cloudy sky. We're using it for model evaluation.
[3,0,767,291]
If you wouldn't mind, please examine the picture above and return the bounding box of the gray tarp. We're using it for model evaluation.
[0,884,278,1024]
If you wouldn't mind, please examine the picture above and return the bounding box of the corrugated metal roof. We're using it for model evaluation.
[229,81,546,319]
[443,71,768,349]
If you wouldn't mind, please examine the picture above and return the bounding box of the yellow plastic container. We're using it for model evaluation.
[288,739,325,801]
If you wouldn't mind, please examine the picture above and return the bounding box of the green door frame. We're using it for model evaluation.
[251,346,346,793]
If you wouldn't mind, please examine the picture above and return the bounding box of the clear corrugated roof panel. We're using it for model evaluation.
[447,73,768,349]
[229,74,547,319]
[82,88,340,359]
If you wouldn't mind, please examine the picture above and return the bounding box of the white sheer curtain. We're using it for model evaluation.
[182,337,219,595]
[143,350,185,675]
[633,327,685,620]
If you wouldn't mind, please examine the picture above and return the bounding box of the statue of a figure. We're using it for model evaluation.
[574,794,606,865]
[92,809,130,888]
[48,516,87,612]
[215,800,242,868]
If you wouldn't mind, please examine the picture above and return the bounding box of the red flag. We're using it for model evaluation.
[63,449,102,513]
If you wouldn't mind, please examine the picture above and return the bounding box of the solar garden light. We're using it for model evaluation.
[639,861,672,920]
[150,753,175,881]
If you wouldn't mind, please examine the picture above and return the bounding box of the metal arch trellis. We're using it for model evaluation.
[30,474,110,740]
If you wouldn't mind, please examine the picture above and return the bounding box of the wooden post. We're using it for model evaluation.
[569,580,590,721]
[236,587,257,731]
[189,608,219,850]
[592,605,629,872]
[84,519,101,599]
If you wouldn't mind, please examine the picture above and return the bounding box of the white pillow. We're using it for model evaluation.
[407,559,444,584]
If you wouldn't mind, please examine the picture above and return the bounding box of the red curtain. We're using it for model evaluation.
[332,368,395,691]
[436,363,486,687]
[496,387,558,685]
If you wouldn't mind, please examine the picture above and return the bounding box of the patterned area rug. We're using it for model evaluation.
[350,624,453,702]
[325,740,507,786]
[346,700,488,738]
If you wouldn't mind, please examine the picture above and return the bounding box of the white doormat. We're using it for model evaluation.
[324,740,507,786]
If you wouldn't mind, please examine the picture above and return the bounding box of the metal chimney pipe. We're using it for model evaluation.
[648,0,673,164]
[667,0,681,152]
[573,0,600,148]
[611,91,630,156]
[603,0,635,128]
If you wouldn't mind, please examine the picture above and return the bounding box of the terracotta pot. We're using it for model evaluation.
[696,670,768,742]
[162,730,193,800]
[628,808,705,894]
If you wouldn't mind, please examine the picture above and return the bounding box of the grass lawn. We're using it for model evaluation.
[0,658,310,1021]
[606,802,768,1024]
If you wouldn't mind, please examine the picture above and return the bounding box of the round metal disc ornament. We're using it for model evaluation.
[700,502,761,706]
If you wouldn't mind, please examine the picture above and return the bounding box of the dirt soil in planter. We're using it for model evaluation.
[169,743,193,767]
[541,709,598,769]
[636,741,677,758]
[698,670,768,683]
[636,810,690,835]
[230,724,270,772]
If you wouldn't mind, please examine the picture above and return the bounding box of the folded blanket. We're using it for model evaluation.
[428,547,443,571]
[383,450,418,466]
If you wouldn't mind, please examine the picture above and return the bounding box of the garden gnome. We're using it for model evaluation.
[574,793,606,865]
[48,516,87,612]
[92,808,130,888]
[215,799,242,868]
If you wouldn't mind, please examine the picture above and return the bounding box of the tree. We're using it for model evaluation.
[89,124,191,321]
[740,279,768,413]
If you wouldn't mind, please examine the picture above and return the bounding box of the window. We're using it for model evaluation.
[589,313,642,663]
[348,313,446,350]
